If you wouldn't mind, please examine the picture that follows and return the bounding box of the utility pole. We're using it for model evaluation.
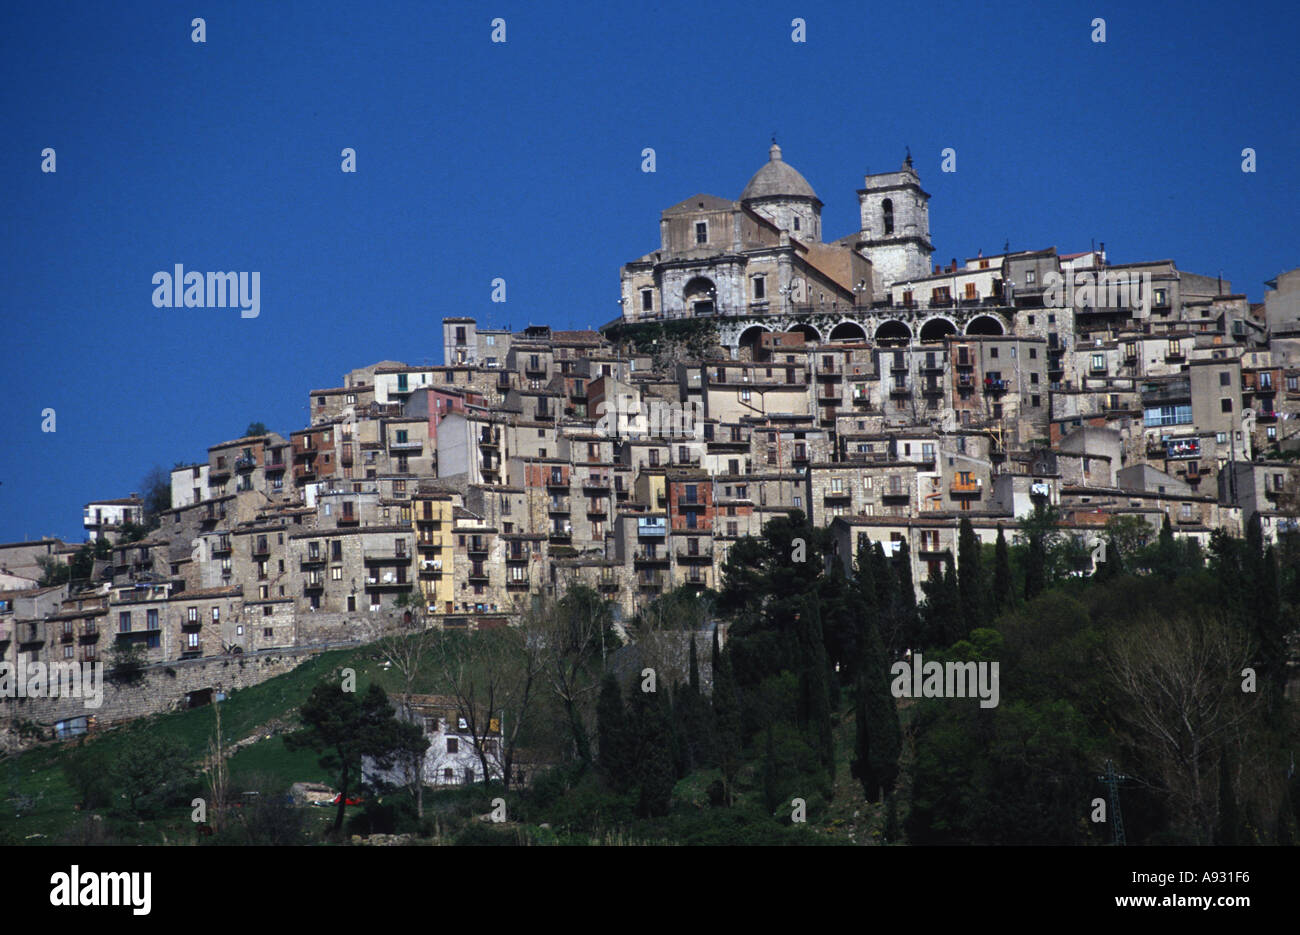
[1098,759,1128,845]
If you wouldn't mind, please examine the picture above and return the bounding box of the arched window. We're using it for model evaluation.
[882,199,894,236]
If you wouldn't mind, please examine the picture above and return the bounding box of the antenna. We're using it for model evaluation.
[1097,759,1129,845]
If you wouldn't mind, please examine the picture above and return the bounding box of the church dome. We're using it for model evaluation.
[740,143,819,202]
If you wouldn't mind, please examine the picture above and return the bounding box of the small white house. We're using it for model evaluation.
[363,693,504,789]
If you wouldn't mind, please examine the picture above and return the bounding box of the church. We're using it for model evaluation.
[618,143,936,325]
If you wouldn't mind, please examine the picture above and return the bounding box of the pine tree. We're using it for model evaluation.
[957,517,985,636]
[992,524,1014,613]
[596,673,632,792]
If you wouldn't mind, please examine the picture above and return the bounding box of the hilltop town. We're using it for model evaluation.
[3,144,1299,738]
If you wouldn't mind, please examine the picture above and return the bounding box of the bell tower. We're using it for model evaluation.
[855,151,934,287]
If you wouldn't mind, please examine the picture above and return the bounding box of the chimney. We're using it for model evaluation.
[934,265,941,274]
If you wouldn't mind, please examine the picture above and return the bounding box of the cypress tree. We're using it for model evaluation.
[635,686,675,818]
[1024,528,1046,600]
[712,628,742,805]
[893,541,919,651]
[795,595,834,781]
[992,524,1014,613]
[596,673,632,792]
[688,634,700,694]
[956,517,985,636]
[851,592,901,804]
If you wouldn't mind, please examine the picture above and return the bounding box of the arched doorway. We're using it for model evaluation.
[919,318,957,342]
[684,277,717,316]
[966,314,1005,335]
[829,321,867,342]
[874,320,912,347]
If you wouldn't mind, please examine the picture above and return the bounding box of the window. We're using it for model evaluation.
[1026,270,1036,284]
[881,199,894,235]
[641,289,653,312]
[118,612,131,633]
[1221,398,1232,413]
[447,738,459,753]
[753,275,766,300]
[1220,371,1230,386]
[695,221,707,244]
[188,607,198,622]
[792,216,801,231]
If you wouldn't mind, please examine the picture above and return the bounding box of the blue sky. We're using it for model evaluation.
[3,0,1296,544]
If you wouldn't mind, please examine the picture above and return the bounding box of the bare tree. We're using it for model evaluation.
[530,587,614,767]
[204,699,229,832]
[432,624,543,790]
[367,591,436,817]
[1105,614,1254,844]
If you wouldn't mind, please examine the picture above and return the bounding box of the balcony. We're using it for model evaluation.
[598,577,620,592]
[549,527,572,542]
[951,478,983,497]
[983,379,1008,394]
[955,354,974,369]
[505,575,529,590]
[466,539,489,555]
[337,512,360,527]
[389,439,423,452]
[889,384,912,398]
[582,477,610,491]
[235,456,257,472]
[479,432,501,448]
[922,381,944,396]
[209,463,231,479]
[638,574,665,591]
[252,540,270,556]
[211,539,232,556]
[881,487,909,502]
[466,568,489,583]
[304,577,324,591]
[366,574,411,589]
[1164,350,1186,363]
[823,489,851,501]
[546,475,568,489]
[1257,409,1278,423]
[586,501,608,516]
[419,558,444,575]
[363,550,410,563]
[637,520,667,537]
[634,549,671,566]
[300,555,326,569]
[548,501,571,514]
[676,546,712,563]
[534,408,555,422]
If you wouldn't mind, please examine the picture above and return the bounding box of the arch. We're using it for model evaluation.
[789,323,821,344]
[874,319,912,346]
[737,325,770,362]
[965,314,1005,336]
[828,321,868,342]
[684,276,717,316]
[919,318,957,342]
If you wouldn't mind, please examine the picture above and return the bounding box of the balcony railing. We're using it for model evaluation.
[389,439,423,451]
[951,479,983,496]
[634,549,670,565]
[235,456,257,471]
